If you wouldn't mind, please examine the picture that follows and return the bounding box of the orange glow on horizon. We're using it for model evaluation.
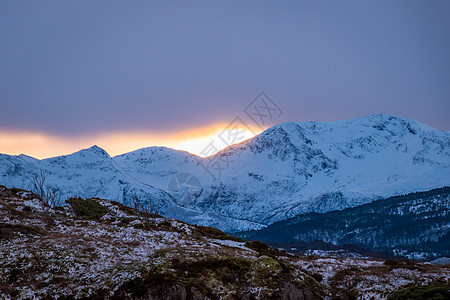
[0,123,264,159]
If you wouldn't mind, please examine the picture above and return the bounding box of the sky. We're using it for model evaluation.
[0,1,449,158]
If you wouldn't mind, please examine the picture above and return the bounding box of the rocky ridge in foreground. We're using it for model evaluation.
[0,186,448,299]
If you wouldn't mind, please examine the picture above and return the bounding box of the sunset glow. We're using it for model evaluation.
[0,123,264,159]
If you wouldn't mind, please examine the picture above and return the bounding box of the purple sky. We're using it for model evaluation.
[1,0,449,136]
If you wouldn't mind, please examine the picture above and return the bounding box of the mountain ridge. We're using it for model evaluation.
[1,114,449,232]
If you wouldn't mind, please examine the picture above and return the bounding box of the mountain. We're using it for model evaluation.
[1,186,448,299]
[237,187,450,260]
[0,146,262,232]
[1,114,449,232]
[114,114,450,231]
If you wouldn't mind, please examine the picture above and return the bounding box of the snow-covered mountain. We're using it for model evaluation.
[0,146,258,231]
[1,114,449,231]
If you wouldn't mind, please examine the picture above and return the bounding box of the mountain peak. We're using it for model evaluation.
[84,145,110,158]
[17,154,39,161]
[217,114,447,162]
[255,114,440,142]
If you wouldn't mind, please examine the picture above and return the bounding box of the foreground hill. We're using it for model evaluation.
[238,187,450,260]
[1,114,449,231]
[0,186,323,299]
[1,186,449,299]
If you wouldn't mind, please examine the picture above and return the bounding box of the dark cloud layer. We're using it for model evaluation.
[1,0,449,135]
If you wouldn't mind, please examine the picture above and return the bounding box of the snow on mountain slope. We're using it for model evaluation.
[1,146,167,205]
[113,114,449,231]
[113,147,201,190]
[0,146,264,231]
[1,114,449,232]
